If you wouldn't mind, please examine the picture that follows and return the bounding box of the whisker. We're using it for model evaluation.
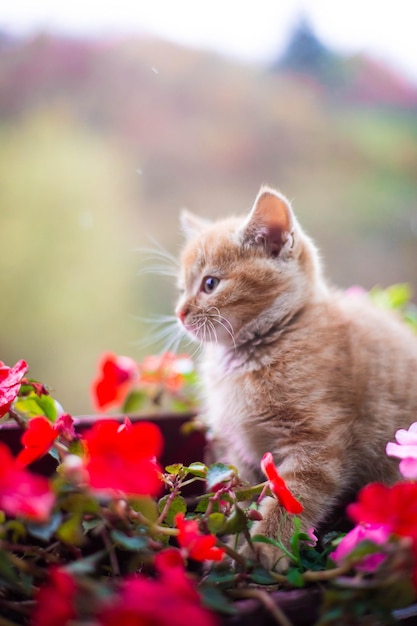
[206,307,236,348]
[137,265,178,278]
[136,236,179,268]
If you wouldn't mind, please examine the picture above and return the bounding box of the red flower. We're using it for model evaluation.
[16,414,76,468]
[16,417,58,467]
[0,442,55,521]
[348,482,417,540]
[97,548,218,626]
[139,353,192,393]
[175,513,224,562]
[260,453,303,514]
[83,418,163,497]
[0,359,28,418]
[31,568,77,626]
[91,353,138,411]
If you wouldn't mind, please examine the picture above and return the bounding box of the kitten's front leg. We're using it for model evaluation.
[242,497,304,571]
[242,469,340,571]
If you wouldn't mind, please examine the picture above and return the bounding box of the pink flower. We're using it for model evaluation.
[386,422,417,478]
[0,359,28,418]
[331,523,390,572]
[0,442,55,521]
[83,418,163,498]
[260,453,303,514]
[91,353,138,411]
[305,527,318,547]
[175,513,224,562]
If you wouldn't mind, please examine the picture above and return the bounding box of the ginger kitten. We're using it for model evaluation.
[175,186,417,569]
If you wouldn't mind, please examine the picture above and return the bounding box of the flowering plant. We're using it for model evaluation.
[91,351,199,414]
[1,352,417,626]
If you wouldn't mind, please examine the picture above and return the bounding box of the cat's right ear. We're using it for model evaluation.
[240,187,296,258]
[180,209,211,240]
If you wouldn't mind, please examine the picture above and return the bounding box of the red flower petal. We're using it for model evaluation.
[16,416,58,467]
[175,513,224,562]
[31,568,77,626]
[261,453,303,514]
[348,481,417,539]
[96,572,218,626]
[0,443,55,521]
[91,353,138,411]
[83,419,163,497]
[0,359,28,418]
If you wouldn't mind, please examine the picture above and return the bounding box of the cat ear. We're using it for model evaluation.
[241,187,295,257]
[180,209,211,239]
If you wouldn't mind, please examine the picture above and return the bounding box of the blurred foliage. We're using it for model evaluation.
[0,26,416,413]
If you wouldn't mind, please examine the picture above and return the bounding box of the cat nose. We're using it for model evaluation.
[177,306,189,323]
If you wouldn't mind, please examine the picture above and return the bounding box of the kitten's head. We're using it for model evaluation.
[175,186,325,348]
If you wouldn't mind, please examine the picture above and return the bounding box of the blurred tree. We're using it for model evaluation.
[274,16,342,85]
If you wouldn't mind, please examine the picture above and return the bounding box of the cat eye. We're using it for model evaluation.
[202,276,220,294]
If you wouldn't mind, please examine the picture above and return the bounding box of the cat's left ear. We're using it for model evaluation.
[180,209,211,240]
[240,187,295,257]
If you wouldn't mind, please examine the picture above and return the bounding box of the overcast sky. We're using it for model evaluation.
[2,0,417,83]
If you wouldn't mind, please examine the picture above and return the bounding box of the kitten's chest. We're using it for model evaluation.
[200,355,274,469]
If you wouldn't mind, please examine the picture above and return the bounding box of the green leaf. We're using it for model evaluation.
[186,462,207,478]
[165,463,184,475]
[289,517,302,564]
[0,550,20,591]
[206,463,236,491]
[14,392,58,421]
[251,534,282,549]
[207,513,226,534]
[250,566,279,585]
[65,550,106,575]
[286,567,305,587]
[130,496,159,523]
[61,493,100,516]
[82,519,102,533]
[5,520,26,543]
[205,568,238,586]
[157,494,187,526]
[68,439,85,456]
[111,529,148,551]
[199,584,237,615]
[222,505,248,534]
[56,513,84,546]
[27,512,62,542]
[122,389,147,414]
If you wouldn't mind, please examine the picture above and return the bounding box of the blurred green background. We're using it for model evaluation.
[0,19,416,414]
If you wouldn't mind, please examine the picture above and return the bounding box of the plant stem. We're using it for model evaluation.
[215,539,248,568]
[156,489,178,525]
[130,510,178,537]
[228,588,294,626]
[0,541,60,563]
[100,527,120,577]
[301,561,353,582]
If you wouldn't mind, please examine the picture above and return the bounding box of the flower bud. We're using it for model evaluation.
[247,508,263,521]
[59,454,89,486]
